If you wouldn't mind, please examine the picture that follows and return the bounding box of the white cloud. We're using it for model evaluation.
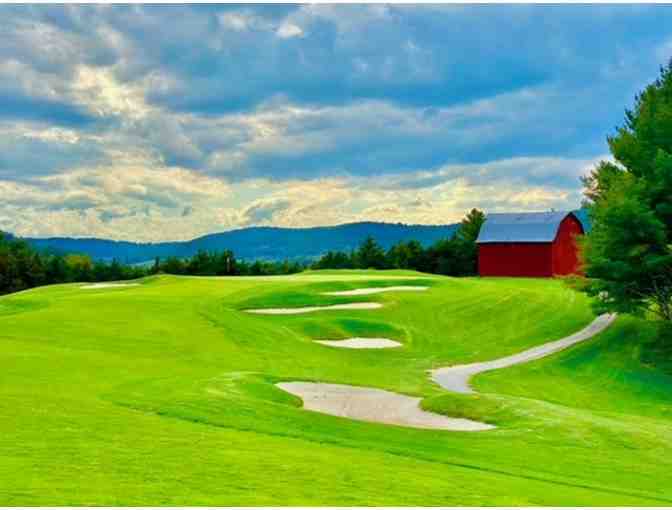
[219,12,253,32]
[70,65,151,119]
[2,5,665,241]
[0,151,597,241]
[276,23,303,39]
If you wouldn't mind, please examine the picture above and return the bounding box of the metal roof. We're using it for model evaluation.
[476,211,577,243]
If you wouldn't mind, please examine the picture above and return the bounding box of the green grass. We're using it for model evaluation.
[1,271,671,505]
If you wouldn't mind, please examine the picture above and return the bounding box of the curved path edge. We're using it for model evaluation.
[430,313,617,394]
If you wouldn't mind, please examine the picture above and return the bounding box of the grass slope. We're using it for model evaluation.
[0,271,670,505]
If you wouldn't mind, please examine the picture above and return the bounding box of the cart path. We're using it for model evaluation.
[430,313,617,394]
[265,285,616,431]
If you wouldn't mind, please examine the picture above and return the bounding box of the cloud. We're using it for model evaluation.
[99,208,127,223]
[0,5,670,239]
[0,154,594,241]
[49,191,102,211]
[382,155,602,192]
[0,122,104,179]
[241,198,292,225]
[103,4,667,117]
[276,23,303,39]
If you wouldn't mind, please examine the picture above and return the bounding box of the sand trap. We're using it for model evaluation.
[81,283,140,289]
[245,302,383,315]
[315,337,402,349]
[278,382,493,431]
[323,286,429,296]
[431,313,617,394]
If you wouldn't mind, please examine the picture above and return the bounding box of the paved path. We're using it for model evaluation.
[430,313,617,394]
[267,285,617,431]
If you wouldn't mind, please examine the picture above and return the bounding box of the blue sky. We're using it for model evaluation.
[0,4,670,241]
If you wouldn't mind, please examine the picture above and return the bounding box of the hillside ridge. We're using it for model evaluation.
[14,221,459,263]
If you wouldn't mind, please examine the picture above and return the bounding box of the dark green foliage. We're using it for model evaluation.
[582,61,672,321]
[456,208,486,244]
[311,250,354,270]
[234,258,305,276]
[354,236,387,269]
[149,250,305,277]
[312,208,485,276]
[0,232,46,293]
[0,231,144,295]
[0,230,308,295]
[387,240,428,271]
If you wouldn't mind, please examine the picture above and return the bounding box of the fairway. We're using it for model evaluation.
[1,271,671,505]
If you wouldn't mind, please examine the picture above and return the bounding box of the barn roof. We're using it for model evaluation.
[476,211,579,243]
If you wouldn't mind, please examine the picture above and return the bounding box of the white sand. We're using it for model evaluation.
[315,337,402,349]
[322,286,429,296]
[81,283,140,289]
[195,274,436,282]
[431,313,617,394]
[278,382,494,431]
[277,317,616,432]
[245,302,383,315]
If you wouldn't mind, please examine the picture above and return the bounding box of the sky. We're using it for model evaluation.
[1,4,671,241]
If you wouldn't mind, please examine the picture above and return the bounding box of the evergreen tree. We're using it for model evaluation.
[452,208,485,275]
[582,61,672,321]
[162,257,185,275]
[356,236,387,269]
[45,255,68,284]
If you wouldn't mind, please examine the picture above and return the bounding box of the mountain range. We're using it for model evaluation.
[19,222,460,264]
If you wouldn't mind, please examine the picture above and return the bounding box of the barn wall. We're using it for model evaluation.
[552,215,584,275]
[478,243,553,277]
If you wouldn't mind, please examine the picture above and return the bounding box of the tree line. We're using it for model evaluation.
[311,209,484,274]
[153,251,306,277]
[0,208,484,296]
[0,232,148,295]
[0,233,308,295]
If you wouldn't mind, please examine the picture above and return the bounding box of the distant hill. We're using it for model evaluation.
[19,222,460,263]
[8,209,590,264]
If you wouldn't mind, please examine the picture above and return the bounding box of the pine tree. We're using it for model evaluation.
[582,61,672,321]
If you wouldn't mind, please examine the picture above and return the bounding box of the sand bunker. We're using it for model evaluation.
[431,313,617,394]
[277,317,616,432]
[278,382,493,431]
[81,283,140,289]
[323,286,429,296]
[315,337,401,349]
[245,302,382,315]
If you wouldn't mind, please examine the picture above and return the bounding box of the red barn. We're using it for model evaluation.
[476,211,584,277]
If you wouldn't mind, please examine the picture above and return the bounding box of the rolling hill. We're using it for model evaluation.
[1,271,670,505]
[12,209,591,263]
[20,222,459,263]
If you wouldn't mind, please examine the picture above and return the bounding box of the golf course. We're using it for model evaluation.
[1,271,672,505]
